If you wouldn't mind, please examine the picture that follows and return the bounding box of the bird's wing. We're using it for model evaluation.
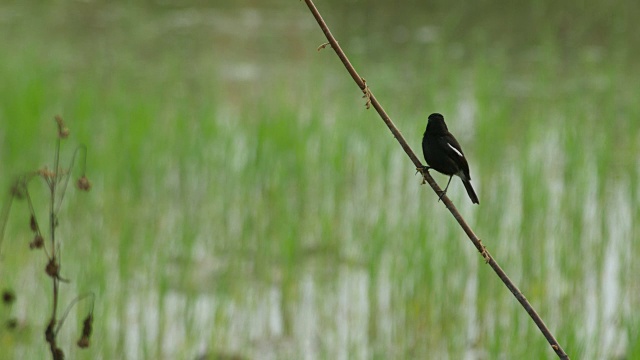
[438,135,465,159]
[438,134,471,178]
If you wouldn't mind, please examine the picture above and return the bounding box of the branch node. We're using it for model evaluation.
[361,78,372,109]
[478,238,491,263]
[317,42,332,51]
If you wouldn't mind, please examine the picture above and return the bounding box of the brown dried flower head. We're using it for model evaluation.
[38,168,56,181]
[30,234,44,249]
[82,314,93,337]
[77,335,90,348]
[77,176,91,191]
[30,215,38,232]
[45,258,60,278]
[53,347,65,360]
[2,290,15,305]
[77,314,93,348]
[55,115,69,139]
[45,319,56,342]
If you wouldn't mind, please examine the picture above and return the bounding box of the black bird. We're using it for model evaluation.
[421,113,479,204]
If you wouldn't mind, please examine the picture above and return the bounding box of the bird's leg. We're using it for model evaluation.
[438,175,453,202]
[416,166,431,184]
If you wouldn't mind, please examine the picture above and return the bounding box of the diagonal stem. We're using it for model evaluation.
[302,1,570,358]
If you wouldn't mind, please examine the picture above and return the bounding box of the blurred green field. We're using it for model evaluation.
[0,1,639,359]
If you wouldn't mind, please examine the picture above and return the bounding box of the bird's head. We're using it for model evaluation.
[426,113,448,134]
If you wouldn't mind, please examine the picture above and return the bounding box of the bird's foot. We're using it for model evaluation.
[416,166,430,184]
[437,190,447,202]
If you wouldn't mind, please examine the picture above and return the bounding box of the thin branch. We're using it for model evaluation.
[0,193,13,256]
[49,118,64,360]
[55,292,95,335]
[301,1,569,359]
[25,187,52,259]
[55,144,88,215]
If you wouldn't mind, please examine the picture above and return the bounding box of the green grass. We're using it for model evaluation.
[0,1,639,359]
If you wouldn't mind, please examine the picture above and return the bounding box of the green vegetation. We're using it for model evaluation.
[0,1,638,359]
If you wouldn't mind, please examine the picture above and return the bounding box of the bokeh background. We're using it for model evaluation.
[1,0,639,359]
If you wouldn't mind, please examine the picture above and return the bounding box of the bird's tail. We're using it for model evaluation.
[462,179,480,204]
